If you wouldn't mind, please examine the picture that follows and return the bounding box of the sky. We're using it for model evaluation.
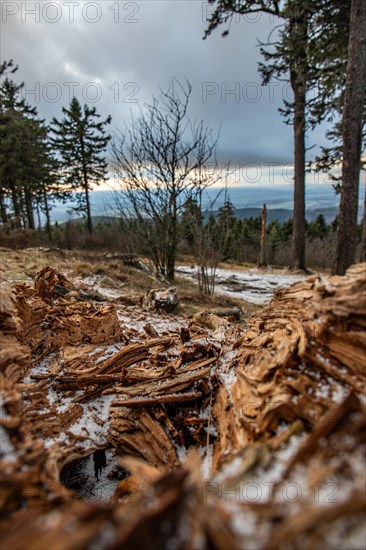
[1,0,337,176]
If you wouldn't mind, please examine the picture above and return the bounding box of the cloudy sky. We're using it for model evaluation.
[1,0,331,171]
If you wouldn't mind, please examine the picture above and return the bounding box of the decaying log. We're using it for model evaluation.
[13,267,123,353]
[111,391,202,408]
[1,263,365,549]
[142,287,180,312]
[210,306,242,320]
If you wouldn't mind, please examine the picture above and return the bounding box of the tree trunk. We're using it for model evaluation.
[9,180,21,225]
[166,240,176,282]
[36,202,42,229]
[84,185,93,235]
[360,184,366,263]
[0,190,8,223]
[258,203,267,267]
[43,188,52,240]
[80,135,93,234]
[290,12,307,271]
[24,186,35,229]
[166,190,177,281]
[334,0,366,275]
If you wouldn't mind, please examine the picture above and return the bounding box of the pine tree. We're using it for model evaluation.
[180,197,203,248]
[217,199,236,259]
[258,0,310,270]
[308,1,355,190]
[205,1,311,270]
[0,66,55,229]
[50,97,111,234]
[204,0,359,271]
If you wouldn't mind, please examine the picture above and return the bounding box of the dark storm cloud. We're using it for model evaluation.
[0,0,324,164]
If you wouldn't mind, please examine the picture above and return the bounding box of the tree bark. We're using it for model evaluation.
[166,220,176,282]
[24,186,35,229]
[334,0,366,274]
[290,12,307,271]
[84,185,93,235]
[80,135,93,234]
[360,183,366,263]
[0,190,8,223]
[166,187,177,281]
[43,188,52,240]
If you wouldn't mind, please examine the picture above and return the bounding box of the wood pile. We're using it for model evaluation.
[0,264,365,549]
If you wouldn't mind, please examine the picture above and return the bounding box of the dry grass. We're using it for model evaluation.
[1,247,262,321]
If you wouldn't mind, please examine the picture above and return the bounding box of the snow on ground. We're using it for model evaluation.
[117,308,187,337]
[0,425,18,463]
[177,265,310,305]
[63,449,121,503]
[75,275,124,300]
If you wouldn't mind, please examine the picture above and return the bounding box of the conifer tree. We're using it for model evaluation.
[204,0,359,272]
[0,64,56,229]
[204,1,310,269]
[50,97,111,234]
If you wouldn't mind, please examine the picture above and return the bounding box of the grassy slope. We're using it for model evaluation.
[1,247,261,322]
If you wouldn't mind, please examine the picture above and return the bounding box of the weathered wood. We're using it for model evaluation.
[111,391,202,408]
[1,263,366,549]
[142,287,180,312]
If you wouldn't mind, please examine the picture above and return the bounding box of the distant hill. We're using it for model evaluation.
[59,216,118,227]
[233,208,292,223]
[220,206,362,224]
[60,206,362,228]
[304,207,340,223]
[207,207,336,224]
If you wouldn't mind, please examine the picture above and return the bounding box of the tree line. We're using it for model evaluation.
[46,203,354,290]
[0,60,111,238]
[180,199,349,268]
[0,0,365,281]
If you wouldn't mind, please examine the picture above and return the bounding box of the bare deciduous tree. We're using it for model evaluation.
[182,168,231,296]
[111,79,219,281]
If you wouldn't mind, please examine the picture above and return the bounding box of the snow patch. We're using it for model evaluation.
[177,266,309,305]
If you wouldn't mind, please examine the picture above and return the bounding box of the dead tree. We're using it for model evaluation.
[258,203,267,267]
